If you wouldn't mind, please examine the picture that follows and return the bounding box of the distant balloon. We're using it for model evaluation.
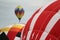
[15,6,24,22]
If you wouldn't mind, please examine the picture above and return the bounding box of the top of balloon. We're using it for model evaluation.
[16,6,23,10]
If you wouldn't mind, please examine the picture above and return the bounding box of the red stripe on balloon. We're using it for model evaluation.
[7,27,22,40]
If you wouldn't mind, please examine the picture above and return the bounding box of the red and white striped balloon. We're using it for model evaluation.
[21,0,60,40]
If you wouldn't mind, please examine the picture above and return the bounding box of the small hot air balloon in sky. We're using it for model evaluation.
[15,6,24,22]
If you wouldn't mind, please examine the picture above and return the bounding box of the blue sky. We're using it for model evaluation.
[0,0,53,27]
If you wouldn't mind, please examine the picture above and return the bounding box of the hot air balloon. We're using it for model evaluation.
[15,6,24,22]
[0,24,25,40]
[21,0,60,40]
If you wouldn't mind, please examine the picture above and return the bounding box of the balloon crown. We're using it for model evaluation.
[16,6,23,10]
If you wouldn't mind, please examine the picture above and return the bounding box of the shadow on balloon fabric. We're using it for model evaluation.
[0,32,9,40]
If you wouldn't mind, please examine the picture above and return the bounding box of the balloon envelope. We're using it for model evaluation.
[15,6,24,21]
